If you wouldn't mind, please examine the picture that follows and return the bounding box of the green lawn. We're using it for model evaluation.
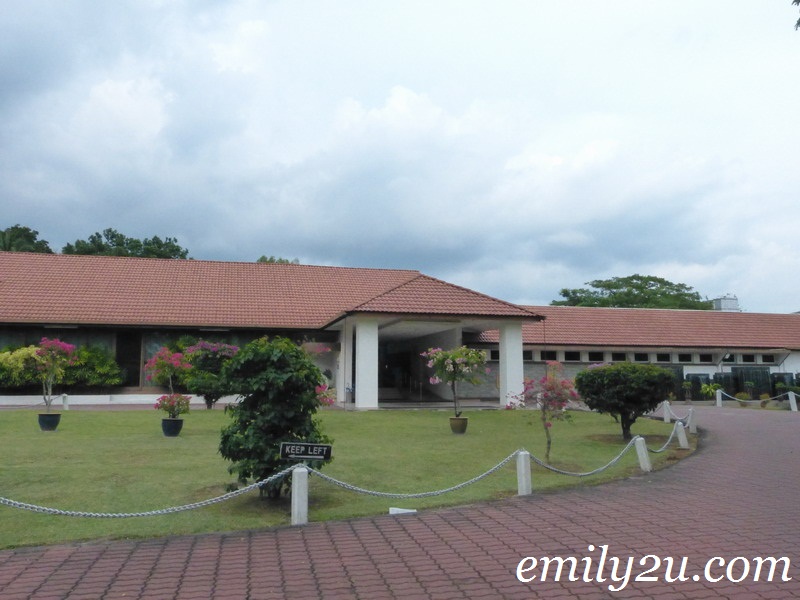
[0,407,694,549]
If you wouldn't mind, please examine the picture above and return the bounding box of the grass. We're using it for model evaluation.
[0,407,695,550]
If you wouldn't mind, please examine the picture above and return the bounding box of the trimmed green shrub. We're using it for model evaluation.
[575,362,675,440]
[218,337,332,498]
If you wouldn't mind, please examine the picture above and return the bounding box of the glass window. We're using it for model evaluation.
[656,353,671,363]
[564,351,581,362]
[587,351,604,362]
[634,352,649,362]
[540,350,557,361]
[611,352,627,362]
[698,354,713,363]
[522,350,533,361]
[742,354,756,363]
[678,353,693,363]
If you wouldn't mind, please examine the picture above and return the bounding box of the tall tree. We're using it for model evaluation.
[0,225,53,253]
[551,274,712,310]
[62,228,189,259]
[795,0,800,29]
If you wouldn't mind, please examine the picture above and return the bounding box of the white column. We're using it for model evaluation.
[337,319,354,406]
[355,317,379,409]
[499,322,524,406]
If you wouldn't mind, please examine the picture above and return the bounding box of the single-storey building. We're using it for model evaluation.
[2,251,799,405]
[0,252,541,408]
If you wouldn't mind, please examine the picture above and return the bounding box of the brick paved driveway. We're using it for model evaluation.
[1,406,798,599]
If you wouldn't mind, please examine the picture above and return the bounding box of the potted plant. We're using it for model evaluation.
[145,347,192,436]
[154,393,191,436]
[33,338,77,431]
[700,382,722,403]
[421,345,488,434]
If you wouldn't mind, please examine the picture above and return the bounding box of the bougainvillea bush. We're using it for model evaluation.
[144,347,191,394]
[421,346,489,417]
[506,361,577,464]
[154,393,191,418]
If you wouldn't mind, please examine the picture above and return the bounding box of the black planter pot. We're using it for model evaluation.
[161,418,184,437]
[449,416,469,434]
[38,413,61,432]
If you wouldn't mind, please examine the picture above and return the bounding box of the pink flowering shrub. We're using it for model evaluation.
[144,347,191,393]
[154,393,191,418]
[315,383,336,406]
[35,338,77,411]
[421,346,489,417]
[506,361,577,464]
[184,341,239,408]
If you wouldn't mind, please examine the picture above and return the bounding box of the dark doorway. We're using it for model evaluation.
[116,331,143,387]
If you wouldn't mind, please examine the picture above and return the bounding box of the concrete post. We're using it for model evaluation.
[634,437,652,473]
[688,408,697,435]
[789,391,798,413]
[516,450,532,496]
[662,400,671,423]
[291,465,309,526]
[675,421,690,449]
[62,394,69,411]
[715,389,723,407]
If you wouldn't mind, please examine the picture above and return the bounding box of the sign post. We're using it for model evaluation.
[281,442,332,526]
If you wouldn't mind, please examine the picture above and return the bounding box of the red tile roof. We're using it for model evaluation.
[478,305,800,350]
[0,252,537,330]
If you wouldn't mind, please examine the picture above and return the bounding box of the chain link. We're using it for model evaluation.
[529,437,640,476]
[306,450,522,498]
[0,465,297,518]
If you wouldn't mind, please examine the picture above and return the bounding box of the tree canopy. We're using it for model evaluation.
[0,225,53,253]
[795,0,800,29]
[257,255,299,264]
[551,274,712,310]
[62,228,189,259]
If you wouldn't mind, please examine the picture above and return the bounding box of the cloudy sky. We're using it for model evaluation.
[2,1,799,313]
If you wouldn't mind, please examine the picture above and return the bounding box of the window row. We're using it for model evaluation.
[489,350,777,365]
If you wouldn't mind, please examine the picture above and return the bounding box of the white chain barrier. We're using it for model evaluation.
[306,450,522,499]
[0,465,297,518]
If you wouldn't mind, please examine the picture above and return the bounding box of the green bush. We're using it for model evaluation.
[218,337,332,498]
[575,362,675,440]
[63,345,123,390]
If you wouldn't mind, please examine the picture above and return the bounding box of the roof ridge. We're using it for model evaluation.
[347,272,428,311]
[417,274,543,318]
[0,251,423,275]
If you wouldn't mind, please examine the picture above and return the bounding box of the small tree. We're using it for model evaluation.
[218,337,332,498]
[183,341,239,409]
[421,346,489,417]
[144,347,191,394]
[506,361,577,464]
[575,362,675,440]
[34,338,77,412]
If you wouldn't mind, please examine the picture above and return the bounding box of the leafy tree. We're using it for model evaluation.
[62,228,189,259]
[795,0,800,29]
[183,341,239,409]
[218,337,332,498]
[257,255,299,264]
[0,225,53,253]
[421,346,489,417]
[551,274,712,310]
[574,362,675,440]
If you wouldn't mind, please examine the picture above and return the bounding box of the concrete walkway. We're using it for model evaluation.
[1,406,798,599]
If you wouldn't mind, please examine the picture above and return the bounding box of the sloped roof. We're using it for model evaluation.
[478,305,800,350]
[0,252,538,330]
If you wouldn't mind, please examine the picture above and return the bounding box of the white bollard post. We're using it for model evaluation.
[688,408,697,435]
[62,394,69,411]
[517,451,532,496]
[715,389,723,408]
[291,465,309,526]
[662,400,671,423]
[634,437,652,473]
[789,391,798,413]
[675,421,689,449]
